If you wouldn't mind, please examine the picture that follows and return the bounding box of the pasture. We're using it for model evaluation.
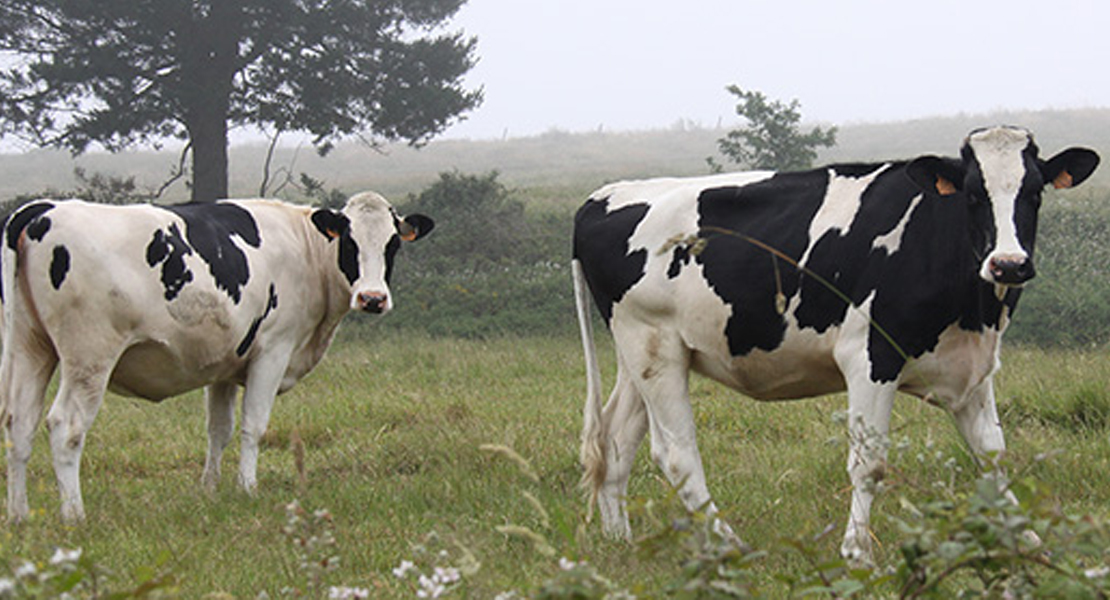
[2,330,1108,597]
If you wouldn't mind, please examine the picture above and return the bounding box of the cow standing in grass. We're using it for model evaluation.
[572,126,1099,562]
[0,191,433,523]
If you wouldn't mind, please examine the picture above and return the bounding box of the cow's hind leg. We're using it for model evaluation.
[619,327,736,541]
[45,359,113,523]
[596,367,648,539]
[2,341,57,523]
[202,382,239,492]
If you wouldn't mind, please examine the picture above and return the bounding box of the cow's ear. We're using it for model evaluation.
[1041,147,1100,189]
[906,156,965,197]
[311,209,350,241]
[398,214,434,242]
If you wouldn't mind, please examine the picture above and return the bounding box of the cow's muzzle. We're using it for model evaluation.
[356,291,390,314]
[985,254,1035,286]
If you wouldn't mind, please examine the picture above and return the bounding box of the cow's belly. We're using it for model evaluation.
[108,340,244,401]
[691,333,846,401]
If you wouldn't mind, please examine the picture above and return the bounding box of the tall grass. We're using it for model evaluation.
[1,334,1108,596]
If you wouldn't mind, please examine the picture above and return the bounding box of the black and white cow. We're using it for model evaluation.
[0,192,433,522]
[573,126,1098,562]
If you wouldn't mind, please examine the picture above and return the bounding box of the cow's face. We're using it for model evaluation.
[907,126,1099,286]
[311,192,434,313]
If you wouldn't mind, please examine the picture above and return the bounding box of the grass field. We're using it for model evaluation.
[1,331,1108,597]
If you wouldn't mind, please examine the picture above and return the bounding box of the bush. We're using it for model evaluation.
[1007,187,1110,347]
[379,171,576,338]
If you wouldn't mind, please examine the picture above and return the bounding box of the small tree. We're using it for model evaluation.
[710,85,837,172]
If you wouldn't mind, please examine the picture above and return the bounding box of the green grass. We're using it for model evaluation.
[1,333,1108,597]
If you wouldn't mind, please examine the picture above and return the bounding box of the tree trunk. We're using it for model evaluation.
[180,1,243,203]
[189,112,230,202]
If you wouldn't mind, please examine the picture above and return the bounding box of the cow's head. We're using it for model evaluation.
[906,126,1099,286]
[310,191,434,313]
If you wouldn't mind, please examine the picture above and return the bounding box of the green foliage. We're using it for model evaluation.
[383,171,576,337]
[710,85,837,171]
[892,473,1110,599]
[1007,187,1110,347]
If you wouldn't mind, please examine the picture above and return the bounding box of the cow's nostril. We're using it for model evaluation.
[358,292,388,313]
[989,256,1035,285]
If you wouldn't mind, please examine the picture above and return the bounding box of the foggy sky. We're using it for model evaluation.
[444,0,1110,139]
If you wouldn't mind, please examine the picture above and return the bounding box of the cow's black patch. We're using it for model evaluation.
[864,185,1011,382]
[236,283,279,356]
[49,245,69,290]
[573,197,650,324]
[667,245,693,279]
[694,171,829,355]
[794,164,914,334]
[146,223,194,301]
[383,234,401,284]
[26,215,51,242]
[338,236,360,285]
[156,202,261,303]
[6,202,55,250]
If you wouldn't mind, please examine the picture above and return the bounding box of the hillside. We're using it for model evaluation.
[1,107,1109,203]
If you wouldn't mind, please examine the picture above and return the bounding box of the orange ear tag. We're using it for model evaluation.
[1053,170,1074,190]
[935,176,957,196]
[398,221,418,241]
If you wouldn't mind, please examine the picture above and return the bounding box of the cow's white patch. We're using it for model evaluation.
[968,127,1033,278]
[872,194,923,255]
[800,166,889,266]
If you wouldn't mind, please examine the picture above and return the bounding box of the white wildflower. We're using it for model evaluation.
[416,573,445,598]
[327,585,370,599]
[392,559,416,579]
[1085,566,1110,579]
[433,566,460,584]
[0,578,14,594]
[13,561,35,579]
[558,557,581,571]
[49,548,82,565]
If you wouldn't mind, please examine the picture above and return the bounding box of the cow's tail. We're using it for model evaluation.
[573,258,606,520]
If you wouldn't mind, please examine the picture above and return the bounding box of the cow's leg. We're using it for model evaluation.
[202,382,239,492]
[1,340,57,523]
[596,367,648,540]
[835,324,897,565]
[45,360,112,523]
[840,381,895,564]
[950,378,1038,545]
[618,327,734,540]
[237,348,292,493]
[951,378,1007,464]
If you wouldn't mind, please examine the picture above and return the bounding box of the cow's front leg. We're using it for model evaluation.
[951,378,1040,547]
[202,382,239,492]
[238,347,293,493]
[840,382,895,566]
